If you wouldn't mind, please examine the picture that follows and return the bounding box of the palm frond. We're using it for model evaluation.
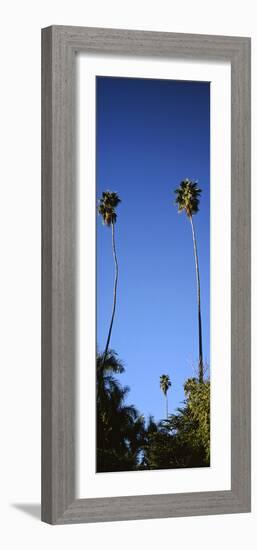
[160,374,172,395]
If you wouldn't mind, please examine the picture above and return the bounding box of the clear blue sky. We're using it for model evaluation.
[96,76,210,422]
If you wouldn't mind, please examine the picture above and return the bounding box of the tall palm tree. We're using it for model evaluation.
[98,191,121,365]
[160,374,171,419]
[174,179,203,382]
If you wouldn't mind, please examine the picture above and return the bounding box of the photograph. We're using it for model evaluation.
[40,23,250,526]
[96,75,210,473]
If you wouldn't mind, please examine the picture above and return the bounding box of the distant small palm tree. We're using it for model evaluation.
[174,179,203,383]
[98,191,121,365]
[160,374,171,419]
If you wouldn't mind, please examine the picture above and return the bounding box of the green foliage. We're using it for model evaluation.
[160,374,171,396]
[97,350,210,472]
[98,190,121,226]
[97,350,145,472]
[174,179,202,217]
[144,377,210,469]
[184,377,210,461]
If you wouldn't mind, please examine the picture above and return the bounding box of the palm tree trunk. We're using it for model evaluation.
[103,221,118,365]
[166,394,168,419]
[189,215,203,383]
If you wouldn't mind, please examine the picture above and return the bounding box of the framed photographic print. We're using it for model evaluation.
[41,25,251,524]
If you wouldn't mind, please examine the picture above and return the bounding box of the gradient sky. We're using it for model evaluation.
[96,76,210,423]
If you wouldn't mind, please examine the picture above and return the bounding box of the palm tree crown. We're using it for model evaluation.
[160,374,171,419]
[98,191,121,226]
[160,374,171,396]
[175,179,202,217]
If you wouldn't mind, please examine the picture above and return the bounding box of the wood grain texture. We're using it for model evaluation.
[41,25,251,524]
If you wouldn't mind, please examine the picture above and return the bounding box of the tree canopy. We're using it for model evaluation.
[98,191,121,226]
[97,350,210,472]
[174,179,202,217]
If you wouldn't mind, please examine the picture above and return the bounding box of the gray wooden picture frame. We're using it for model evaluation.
[41,25,251,524]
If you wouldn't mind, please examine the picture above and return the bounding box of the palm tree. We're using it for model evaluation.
[174,179,203,383]
[97,349,125,418]
[98,191,121,365]
[160,374,171,419]
[97,350,145,471]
